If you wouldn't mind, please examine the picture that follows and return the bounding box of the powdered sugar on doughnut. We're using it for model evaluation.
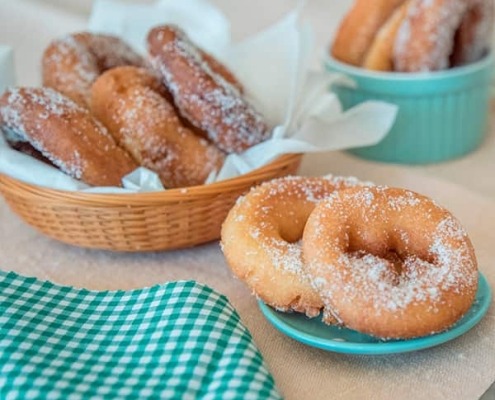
[394,0,471,71]
[1,87,82,136]
[0,87,136,185]
[314,234,475,316]
[244,175,373,277]
[117,86,222,186]
[44,36,97,101]
[221,175,374,318]
[304,186,478,337]
[91,66,224,187]
[148,26,269,154]
[1,94,85,177]
[43,33,143,106]
[0,88,94,177]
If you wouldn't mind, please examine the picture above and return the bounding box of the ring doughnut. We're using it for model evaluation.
[221,176,370,319]
[91,66,225,188]
[0,87,138,187]
[302,186,478,339]
[147,25,269,154]
[42,32,144,107]
[394,0,494,72]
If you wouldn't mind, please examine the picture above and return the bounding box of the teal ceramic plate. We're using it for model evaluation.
[259,273,491,355]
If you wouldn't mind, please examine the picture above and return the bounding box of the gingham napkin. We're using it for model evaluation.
[0,270,281,399]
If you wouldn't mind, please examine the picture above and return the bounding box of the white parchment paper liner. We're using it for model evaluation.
[0,0,397,193]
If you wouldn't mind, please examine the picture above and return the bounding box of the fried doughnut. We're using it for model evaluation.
[363,1,413,71]
[450,0,494,67]
[394,0,494,72]
[303,186,478,339]
[221,176,371,319]
[331,0,406,67]
[0,87,138,186]
[42,32,144,107]
[147,25,269,154]
[91,66,225,188]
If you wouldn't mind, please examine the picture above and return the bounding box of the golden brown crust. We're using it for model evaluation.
[303,186,478,339]
[147,25,269,154]
[221,176,370,319]
[42,32,144,107]
[393,0,493,72]
[164,49,245,141]
[363,1,413,71]
[0,87,138,187]
[331,0,406,66]
[91,66,225,188]
[334,0,493,71]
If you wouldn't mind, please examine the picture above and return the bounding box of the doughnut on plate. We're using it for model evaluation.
[258,273,491,355]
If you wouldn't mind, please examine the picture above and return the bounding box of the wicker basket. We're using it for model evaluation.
[0,154,302,252]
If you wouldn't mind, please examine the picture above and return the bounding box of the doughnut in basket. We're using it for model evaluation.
[147,25,270,154]
[91,66,224,188]
[0,21,299,254]
[1,22,275,190]
[0,87,137,187]
[42,32,144,107]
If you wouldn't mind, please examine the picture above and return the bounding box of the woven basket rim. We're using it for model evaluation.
[0,153,302,205]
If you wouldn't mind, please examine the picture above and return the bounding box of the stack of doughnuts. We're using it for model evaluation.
[0,26,270,188]
[221,176,479,339]
[331,0,494,72]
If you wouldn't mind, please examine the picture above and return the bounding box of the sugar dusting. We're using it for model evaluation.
[306,186,478,319]
[0,87,126,181]
[238,175,373,277]
[0,87,83,136]
[394,0,471,71]
[102,74,223,187]
[222,175,373,316]
[149,26,269,153]
[43,33,143,104]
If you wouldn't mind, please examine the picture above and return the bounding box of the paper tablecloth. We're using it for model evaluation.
[1,1,495,399]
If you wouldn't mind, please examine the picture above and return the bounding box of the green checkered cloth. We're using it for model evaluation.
[0,270,281,399]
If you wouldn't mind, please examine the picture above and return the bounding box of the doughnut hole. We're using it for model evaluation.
[303,186,478,339]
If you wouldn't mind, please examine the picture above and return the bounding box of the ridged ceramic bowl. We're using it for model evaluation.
[324,54,494,164]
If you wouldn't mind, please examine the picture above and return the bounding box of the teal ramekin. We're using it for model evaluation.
[324,54,495,164]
